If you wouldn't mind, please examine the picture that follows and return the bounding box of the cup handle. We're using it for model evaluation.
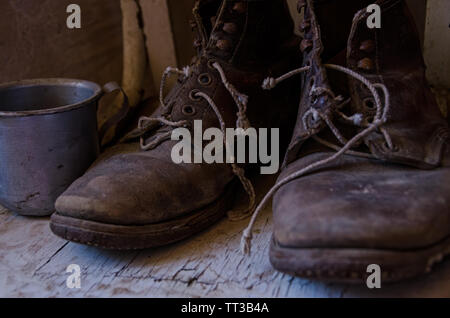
[98,82,130,146]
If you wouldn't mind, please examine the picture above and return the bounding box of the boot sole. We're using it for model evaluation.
[50,183,235,250]
[270,236,450,284]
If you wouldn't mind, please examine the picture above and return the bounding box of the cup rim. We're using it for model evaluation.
[0,78,103,117]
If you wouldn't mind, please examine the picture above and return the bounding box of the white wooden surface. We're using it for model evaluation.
[1,175,450,298]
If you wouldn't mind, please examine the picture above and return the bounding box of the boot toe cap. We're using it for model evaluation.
[56,143,233,225]
[273,153,450,250]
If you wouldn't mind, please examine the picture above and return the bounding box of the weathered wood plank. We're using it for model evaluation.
[2,177,450,298]
[140,0,178,90]
[0,208,68,297]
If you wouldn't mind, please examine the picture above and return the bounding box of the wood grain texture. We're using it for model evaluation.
[0,0,123,85]
[424,0,450,89]
[1,177,450,298]
[98,0,148,146]
[119,0,147,107]
[140,0,177,91]
[167,0,196,66]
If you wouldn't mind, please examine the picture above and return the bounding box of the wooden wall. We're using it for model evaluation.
[424,0,450,88]
[0,0,448,94]
[0,0,123,85]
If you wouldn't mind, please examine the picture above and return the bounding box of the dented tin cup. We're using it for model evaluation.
[0,79,103,216]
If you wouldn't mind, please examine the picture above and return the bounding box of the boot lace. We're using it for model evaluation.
[123,61,256,220]
[241,63,391,254]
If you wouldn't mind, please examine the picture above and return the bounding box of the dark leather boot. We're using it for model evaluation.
[244,0,450,283]
[50,0,300,249]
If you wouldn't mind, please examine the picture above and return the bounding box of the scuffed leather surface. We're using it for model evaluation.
[284,0,449,169]
[274,0,450,252]
[273,148,450,250]
[346,0,449,168]
[56,140,234,225]
[283,0,334,166]
[56,0,301,226]
[56,54,300,225]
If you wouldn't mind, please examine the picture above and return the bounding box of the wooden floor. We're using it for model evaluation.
[1,176,450,298]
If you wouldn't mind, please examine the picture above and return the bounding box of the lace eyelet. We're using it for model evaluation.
[304,112,321,130]
[182,105,196,116]
[198,73,212,86]
[360,82,367,91]
[189,89,202,101]
[363,97,376,110]
[207,59,217,69]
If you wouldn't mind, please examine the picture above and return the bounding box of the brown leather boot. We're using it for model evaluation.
[50,0,300,249]
[243,0,450,283]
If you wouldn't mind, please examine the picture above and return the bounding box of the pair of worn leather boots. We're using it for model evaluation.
[51,0,450,284]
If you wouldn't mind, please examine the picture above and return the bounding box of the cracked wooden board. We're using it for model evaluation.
[1,177,450,298]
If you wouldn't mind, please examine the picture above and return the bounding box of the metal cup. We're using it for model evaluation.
[0,79,104,216]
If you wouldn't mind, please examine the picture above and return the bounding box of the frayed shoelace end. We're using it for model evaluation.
[182,66,192,78]
[240,228,253,255]
[226,210,253,255]
[236,118,251,131]
[350,113,364,126]
[262,77,277,90]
